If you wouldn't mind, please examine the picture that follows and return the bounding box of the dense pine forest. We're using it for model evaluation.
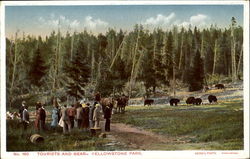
[6,17,243,108]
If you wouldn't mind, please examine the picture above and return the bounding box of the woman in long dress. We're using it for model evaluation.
[34,102,41,131]
[51,106,59,130]
[93,104,102,128]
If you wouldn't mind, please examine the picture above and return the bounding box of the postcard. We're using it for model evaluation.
[1,1,249,159]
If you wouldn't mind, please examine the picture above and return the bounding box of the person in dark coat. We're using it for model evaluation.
[104,105,112,132]
[89,102,97,128]
[82,103,90,130]
[19,101,26,122]
[39,104,46,131]
[57,106,61,123]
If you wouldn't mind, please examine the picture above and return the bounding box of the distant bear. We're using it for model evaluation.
[194,98,202,105]
[144,99,154,106]
[186,97,195,104]
[170,98,180,106]
[215,84,225,89]
[208,95,217,103]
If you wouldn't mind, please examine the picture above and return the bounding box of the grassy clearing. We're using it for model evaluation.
[6,120,121,151]
[113,100,244,150]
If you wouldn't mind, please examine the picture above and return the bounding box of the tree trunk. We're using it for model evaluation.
[212,39,218,75]
[162,33,167,81]
[236,44,243,77]
[231,24,237,81]
[128,31,140,99]
[91,49,95,83]
[153,37,157,71]
[97,57,102,82]
[9,32,19,107]
[173,64,176,97]
[70,32,75,61]
[178,33,183,70]
[109,38,125,70]
[53,28,59,91]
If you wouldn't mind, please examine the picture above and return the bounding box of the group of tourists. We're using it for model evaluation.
[59,100,112,133]
[18,92,113,134]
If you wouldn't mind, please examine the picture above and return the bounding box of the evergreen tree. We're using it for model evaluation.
[187,49,204,91]
[65,50,90,101]
[29,48,47,87]
[154,29,166,85]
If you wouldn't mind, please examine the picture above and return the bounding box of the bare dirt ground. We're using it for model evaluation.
[102,121,195,150]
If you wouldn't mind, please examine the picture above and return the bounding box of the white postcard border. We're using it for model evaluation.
[1,1,249,159]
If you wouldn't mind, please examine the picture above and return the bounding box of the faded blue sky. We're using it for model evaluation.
[6,5,243,38]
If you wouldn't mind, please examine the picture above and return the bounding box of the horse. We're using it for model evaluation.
[116,96,129,113]
[100,97,115,113]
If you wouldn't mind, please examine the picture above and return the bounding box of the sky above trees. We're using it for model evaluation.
[6,5,243,38]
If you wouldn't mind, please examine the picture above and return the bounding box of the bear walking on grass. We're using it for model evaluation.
[208,95,217,103]
[170,98,180,106]
[194,98,202,105]
[144,99,154,106]
[186,97,195,105]
[215,84,225,89]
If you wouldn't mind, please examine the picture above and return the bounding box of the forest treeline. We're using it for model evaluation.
[6,17,243,107]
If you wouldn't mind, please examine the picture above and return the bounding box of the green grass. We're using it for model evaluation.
[6,120,120,151]
[7,100,244,150]
[113,100,244,150]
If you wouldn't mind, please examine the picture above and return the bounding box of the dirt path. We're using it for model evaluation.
[103,122,190,150]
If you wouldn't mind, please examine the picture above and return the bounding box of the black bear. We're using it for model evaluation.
[194,98,202,105]
[186,97,195,105]
[208,95,217,103]
[170,98,180,106]
[215,84,225,89]
[144,99,154,106]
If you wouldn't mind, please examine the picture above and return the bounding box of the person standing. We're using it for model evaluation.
[89,102,97,128]
[19,101,26,122]
[22,105,29,131]
[34,102,42,131]
[93,104,102,128]
[60,105,71,134]
[39,104,46,131]
[67,104,76,129]
[104,105,112,132]
[82,103,90,130]
[57,106,61,123]
[51,105,59,130]
[76,103,83,129]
